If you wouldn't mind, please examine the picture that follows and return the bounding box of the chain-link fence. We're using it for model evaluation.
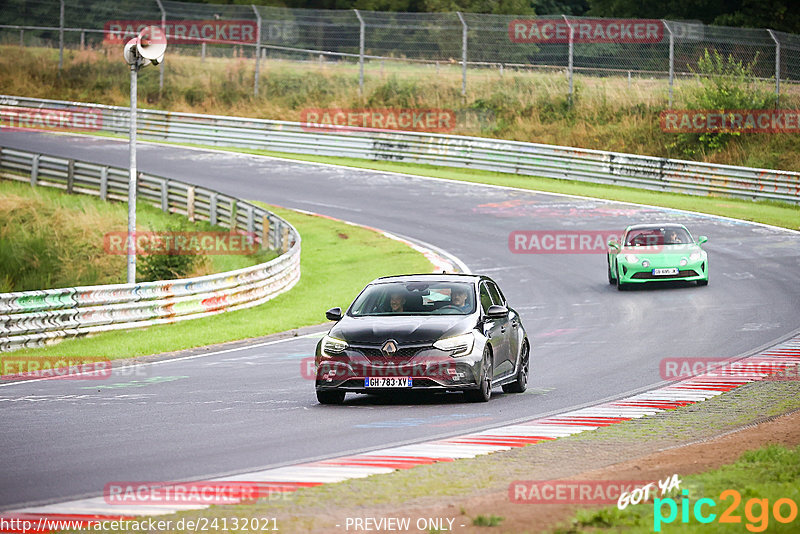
[2,0,799,102]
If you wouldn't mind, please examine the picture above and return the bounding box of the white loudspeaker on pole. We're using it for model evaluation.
[123,26,167,284]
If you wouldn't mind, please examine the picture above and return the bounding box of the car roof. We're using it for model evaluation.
[370,273,485,285]
[625,223,689,232]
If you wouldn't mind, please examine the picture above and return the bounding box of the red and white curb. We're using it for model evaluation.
[2,336,798,531]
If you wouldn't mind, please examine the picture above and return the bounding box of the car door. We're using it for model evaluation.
[486,280,515,378]
[480,281,511,379]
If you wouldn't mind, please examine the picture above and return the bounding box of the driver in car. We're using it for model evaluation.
[451,287,470,311]
[389,291,406,312]
[667,229,683,244]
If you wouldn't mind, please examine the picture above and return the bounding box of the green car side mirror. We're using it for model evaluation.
[697,236,708,245]
[608,240,620,250]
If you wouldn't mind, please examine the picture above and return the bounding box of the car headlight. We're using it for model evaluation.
[434,333,475,358]
[624,254,639,263]
[321,335,347,357]
[689,251,702,262]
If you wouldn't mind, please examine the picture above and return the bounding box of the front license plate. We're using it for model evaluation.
[652,268,679,276]
[365,377,412,388]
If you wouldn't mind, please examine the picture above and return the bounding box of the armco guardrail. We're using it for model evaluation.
[1,94,798,204]
[0,145,300,353]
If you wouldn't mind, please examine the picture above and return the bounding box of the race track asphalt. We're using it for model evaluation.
[1,131,798,510]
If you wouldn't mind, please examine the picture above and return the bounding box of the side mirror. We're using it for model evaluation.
[486,304,509,319]
[325,307,342,321]
[608,239,620,250]
[697,236,708,245]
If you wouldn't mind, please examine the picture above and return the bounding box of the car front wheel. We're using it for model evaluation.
[465,347,492,402]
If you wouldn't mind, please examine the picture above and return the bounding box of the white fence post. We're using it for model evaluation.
[252,5,262,97]
[456,12,468,97]
[562,15,574,106]
[354,9,365,95]
[663,20,674,108]
[768,29,780,107]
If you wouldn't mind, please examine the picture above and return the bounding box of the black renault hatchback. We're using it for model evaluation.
[314,274,530,404]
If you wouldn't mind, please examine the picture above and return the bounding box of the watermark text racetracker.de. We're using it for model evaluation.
[104,231,259,255]
[0,106,102,132]
[1,356,112,381]
[509,230,625,254]
[660,357,800,381]
[661,109,800,133]
[300,107,494,133]
[104,481,293,505]
[509,19,663,43]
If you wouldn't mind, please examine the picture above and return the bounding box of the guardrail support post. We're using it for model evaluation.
[281,225,290,253]
[80,31,85,50]
[187,186,195,221]
[354,9,365,96]
[246,205,254,235]
[100,166,108,200]
[663,20,674,108]
[563,15,574,107]
[66,159,74,194]
[252,4,262,97]
[210,193,218,225]
[230,199,238,229]
[31,154,40,187]
[261,214,269,250]
[456,12,468,98]
[19,29,24,48]
[160,178,168,212]
[58,0,65,74]
[768,29,780,107]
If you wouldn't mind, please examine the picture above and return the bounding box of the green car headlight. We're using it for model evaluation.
[434,333,475,358]
[689,251,702,261]
[321,335,347,357]
[624,254,639,263]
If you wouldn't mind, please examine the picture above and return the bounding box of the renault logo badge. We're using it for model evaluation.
[381,339,398,356]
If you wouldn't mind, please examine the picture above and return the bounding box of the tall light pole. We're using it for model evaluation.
[123,27,167,283]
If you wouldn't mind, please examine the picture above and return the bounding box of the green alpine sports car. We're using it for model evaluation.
[607,224,708,290]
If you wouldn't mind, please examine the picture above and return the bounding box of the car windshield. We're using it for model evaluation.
[625,227,692,246]
[349,281,476,316]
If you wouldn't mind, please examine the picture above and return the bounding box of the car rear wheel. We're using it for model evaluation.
[465,347,492,402]
[316,390,346,405]
[503,341,529,394]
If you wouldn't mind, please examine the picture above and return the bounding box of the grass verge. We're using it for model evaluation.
[0,177,269,292]
[568,444,800,533]
[6,203,433,360]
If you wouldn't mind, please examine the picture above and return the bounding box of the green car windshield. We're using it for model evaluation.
[349,281,476,316]
[625,227,692,247]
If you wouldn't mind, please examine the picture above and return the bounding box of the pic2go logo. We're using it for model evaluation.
[654,490,798,532]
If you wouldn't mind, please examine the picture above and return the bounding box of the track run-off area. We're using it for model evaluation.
[0,130,799,513]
